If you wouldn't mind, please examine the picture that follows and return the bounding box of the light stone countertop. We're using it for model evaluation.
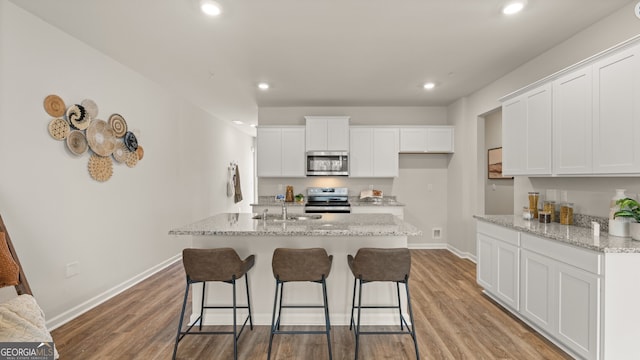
[170,213,421,237]
[250,196,405,207]
[349,196,405,207]
[474,214,640,253]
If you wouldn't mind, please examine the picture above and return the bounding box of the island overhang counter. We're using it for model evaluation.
[169,213,421,326]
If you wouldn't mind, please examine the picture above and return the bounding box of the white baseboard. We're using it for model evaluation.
[408,242,447,250]
[408,243,477,263]
[446,244,477,263]
[46,254,182,331]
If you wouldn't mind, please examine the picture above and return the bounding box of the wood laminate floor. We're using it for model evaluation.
[51,250,571,359]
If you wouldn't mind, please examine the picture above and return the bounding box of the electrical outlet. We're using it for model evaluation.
[432,228,442,239]
[65,261,79,278]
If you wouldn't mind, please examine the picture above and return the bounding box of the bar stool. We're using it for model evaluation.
[347,248,419,360]
[172,248,255,360]
[267,248,333,360]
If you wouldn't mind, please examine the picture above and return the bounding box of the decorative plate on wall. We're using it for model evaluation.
[48,118,70,140]
[66,130,88,156]
[109,113,127,138]
[43,95,66,117]
[86,119,116,157]
[81,99,99,119]
[88,154,113,182]
[67,104,90,130]
[123,131,138,152]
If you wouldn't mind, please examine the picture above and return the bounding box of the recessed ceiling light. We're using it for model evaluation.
[258,82,270,90]
[249,124,257,128]
[423,82,436,90]
[200,0,222,16]
[232,120,243,125]
[502,1,526,15]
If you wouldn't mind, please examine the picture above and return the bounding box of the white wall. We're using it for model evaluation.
[258,106,447,126]
[447,2,640,255]
[484,109,514,215]
[257,105,450,246]
[0,1,254,326]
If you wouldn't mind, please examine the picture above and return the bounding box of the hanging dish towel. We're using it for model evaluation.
[233,165,243,203]
[227,166,234,197]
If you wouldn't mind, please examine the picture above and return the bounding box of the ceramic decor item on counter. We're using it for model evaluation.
[609,189,630,237]
[612,197,640,239]
[285,186,294,202]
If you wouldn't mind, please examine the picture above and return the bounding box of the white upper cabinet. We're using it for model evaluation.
[349,127,399,177]
[553,66,593,174]
[592,44,640,174]
[502,38,640,177]
[502,96,527,175]
[257,126,305,177]
[399,126,454,153]
[304,116,350,152]
[502,84,552,176]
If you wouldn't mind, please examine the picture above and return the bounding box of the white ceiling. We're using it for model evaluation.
[11,0,634,127]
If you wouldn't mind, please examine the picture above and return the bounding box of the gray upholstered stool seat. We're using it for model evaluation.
[347,248,419,360]
[267,248,334,360]
[173,248,255,360]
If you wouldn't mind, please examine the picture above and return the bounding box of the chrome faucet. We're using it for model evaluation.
[281,200,288,220]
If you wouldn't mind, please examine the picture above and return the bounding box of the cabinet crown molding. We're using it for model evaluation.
[500,33,640,102]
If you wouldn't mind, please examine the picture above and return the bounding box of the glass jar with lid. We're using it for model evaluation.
[543,200,556,222]
[560,202,574,225]
[528,192,540,219]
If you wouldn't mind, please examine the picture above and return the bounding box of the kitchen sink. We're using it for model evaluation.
[252,214,322,221]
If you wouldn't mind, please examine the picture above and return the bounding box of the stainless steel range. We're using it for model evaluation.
[304,187,351,213]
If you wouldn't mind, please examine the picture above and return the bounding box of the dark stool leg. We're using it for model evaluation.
[276,282,284,330]
[354,278,363,360]
[267,279,281,360]
[199,282,206,331]
[172,280,191,360]
[322,276,333,360]
[245,274,253,330]
[405,279,420,360]
[232,276,238,360]
[396,282,404,330]
[349,277,357,331]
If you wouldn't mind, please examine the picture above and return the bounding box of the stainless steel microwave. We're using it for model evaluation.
[306,151,349,176]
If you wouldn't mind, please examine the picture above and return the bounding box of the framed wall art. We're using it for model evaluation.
[488,147,513,179]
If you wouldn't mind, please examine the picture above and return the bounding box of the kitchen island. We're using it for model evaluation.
[169,213,420,326]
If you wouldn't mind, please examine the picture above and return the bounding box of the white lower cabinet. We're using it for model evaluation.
[520,249,556,331]
[477,221,601,360]
[476,222,520,310]
[520,238,600,360]
[557,263,599,359]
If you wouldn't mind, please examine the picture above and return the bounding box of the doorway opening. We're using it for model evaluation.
[481,107,514,215]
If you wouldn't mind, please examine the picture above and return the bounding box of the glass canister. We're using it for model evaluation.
[539,211,551,223]
[560,202,574,225]
[528,192,540,219]
[522,206,533,220]
[543,200,556,222]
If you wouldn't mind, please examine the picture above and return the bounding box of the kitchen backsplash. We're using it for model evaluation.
[517,177,640,219]
[258,177,395,198]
